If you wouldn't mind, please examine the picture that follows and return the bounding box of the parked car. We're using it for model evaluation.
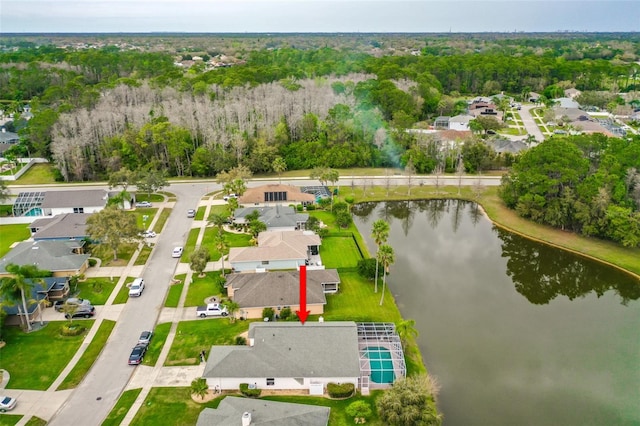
[138,330,153,345]
[172,246,184,258]
[54,298,91,312]
[0,396,17,412]
[187,209,196,218]
[223,193,237,201]
[65,306,96,319]
[129,278,145,297]
[140,230,157,238]
[135,201,152,208]
[196,303,229,318]
[128,344,147,365]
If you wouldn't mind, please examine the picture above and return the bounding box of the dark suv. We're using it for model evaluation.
[128,344,148,365]
[65,306,96,319]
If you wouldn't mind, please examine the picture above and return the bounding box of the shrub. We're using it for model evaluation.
[296,204,304,212]
[235,336,247,345]
[262,307,275,321]
[239,383,262,397]
[88,258,98,267]
[279,307,292,320]
[306,204,316,211]
[344,195,355,204]
[346,400,373,420]
[357,258,379,280]
[60,324,86,336]
[327,382,355,398]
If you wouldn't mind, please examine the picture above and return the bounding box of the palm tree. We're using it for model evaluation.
[224,300,240,322]
[214,229,229,277]
[190,378,209,400]
[371,220,390,293]
[1,264,48,331]
[396,319,419,348]
[272,156,287,184]
[378,244,395,306]
[208,213,226,232]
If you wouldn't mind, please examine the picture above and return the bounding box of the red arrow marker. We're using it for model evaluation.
[296,265,310,324]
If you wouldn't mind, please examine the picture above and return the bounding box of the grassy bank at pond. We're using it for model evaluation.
[343,184,640,278]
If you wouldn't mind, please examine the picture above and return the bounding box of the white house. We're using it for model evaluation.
[202,322,361,393]
[13,189,108,217]
[449,114,474,131]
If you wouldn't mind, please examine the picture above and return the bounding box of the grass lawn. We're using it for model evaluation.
[185,227,252,263]
[102,388,142,426]
[195,206,206,220]
[15,163,57,185]
[152,208,172,233]
[182,228,200,262]
[164,282,183,308]
[0,415,21,425]
[142,322,171,366]
[165,319,252,366]
[132,207,158,230]
[0,204,13,217]
[1,322,90,390]
[130,387,223,426]
[184,271,225,307]
[57,320,116,390]
[320,236,363,269]
[0,224,30,257]
[133,193,165,203]
[74,278,117,305]
[90,242,139,267]
[134,244,153,266]
[113,278,135,304]
[24,417,46,426]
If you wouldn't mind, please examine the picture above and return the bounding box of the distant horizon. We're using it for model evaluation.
[2,1,639,33]
[2,31,639,36]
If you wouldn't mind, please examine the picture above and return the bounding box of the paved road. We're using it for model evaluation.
[48,185,206,425]
[519,104,545,143]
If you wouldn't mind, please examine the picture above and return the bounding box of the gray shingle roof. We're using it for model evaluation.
[196,396,330,426]
[0,240,89,273]
[203,322,361,379]
[41,189,107,209]
[31,213,90,240]
[225,269,339,309]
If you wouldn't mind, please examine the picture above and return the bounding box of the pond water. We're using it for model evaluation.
[352,199,640,426]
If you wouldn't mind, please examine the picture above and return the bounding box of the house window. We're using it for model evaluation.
[73,207,84,213]
[266,378,275,386]
[261,261,269,265]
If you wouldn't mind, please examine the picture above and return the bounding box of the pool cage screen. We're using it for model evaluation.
[13,191,45,216]
[357,322,406,385]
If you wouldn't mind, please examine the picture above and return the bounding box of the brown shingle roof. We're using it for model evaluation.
[238,184,315,204]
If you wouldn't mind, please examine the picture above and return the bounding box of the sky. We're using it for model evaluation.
[1,0,639,33]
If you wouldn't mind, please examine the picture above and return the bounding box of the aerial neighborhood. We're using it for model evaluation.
[0,31,639,426]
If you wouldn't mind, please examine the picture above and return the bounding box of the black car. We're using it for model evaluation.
[128,344,147,365]
[65,306,96,319]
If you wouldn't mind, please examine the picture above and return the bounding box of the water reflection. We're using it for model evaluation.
[352,199,640,425]
[498,228,640,305]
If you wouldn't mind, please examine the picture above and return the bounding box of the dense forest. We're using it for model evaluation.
[0,34,639,246]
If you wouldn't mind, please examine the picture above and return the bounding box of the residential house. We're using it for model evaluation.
[554,97,581,109]
[233,205,308,231]
[552,107,615,137]
[13,189,108,217]
[564,88,582,99]
[488,139,529,154]
[0,240,90,278]
[1,277,69,326]
[196,396,330,426]
[433,116,450,130]
[449,114,474,131]
[238,184,316,206]
[29,213,91,241]
[0,127,19,154]
[224,269,340,319]
[202,322,361,393]
[228,230,321,272]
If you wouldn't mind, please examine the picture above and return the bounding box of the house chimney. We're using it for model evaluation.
[242,411,252,426]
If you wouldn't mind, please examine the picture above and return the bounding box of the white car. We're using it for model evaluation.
[187,209,196,218]
[129,278,145,297]
[0,396,17,412]
[140,230,157,238]
[223,193,237,201]
[172,246,184,258]
[135,201,152,208]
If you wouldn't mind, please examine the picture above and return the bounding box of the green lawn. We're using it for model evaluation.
[184,272,225,307]
[113,278,134,304]
[152,208,172,233]
[0,224,30,257]
[90,242,139,267]
[134,244,153,266]
[24,417,46,426]
[320,236,363,269]
[15,163,57,185]
[132,207,158,230]
[133,193,165,203]
[57,320,116,390]
[182,228,200,262]
[102,388,143,426]
[74,278,117,305]
[142,322,171,366]
[130,387,223,426]
[165,319,252,366]
[0,322,90,389]
[185,227,252,263]
[0,414,22,425]
[164,282,183,308]
[195,206,206,220]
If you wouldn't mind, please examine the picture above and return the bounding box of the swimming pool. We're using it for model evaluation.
[364,346,395,384]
